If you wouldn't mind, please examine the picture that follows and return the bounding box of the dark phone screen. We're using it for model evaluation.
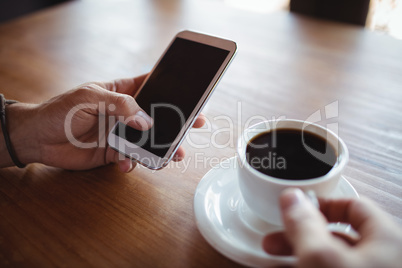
[114,37,230,157]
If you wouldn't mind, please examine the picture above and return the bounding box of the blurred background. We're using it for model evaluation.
[1,0,401,40]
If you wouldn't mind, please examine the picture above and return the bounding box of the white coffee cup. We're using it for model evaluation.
[237,119,349,226]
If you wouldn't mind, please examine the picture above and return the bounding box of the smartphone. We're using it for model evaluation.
[107,30,237,170]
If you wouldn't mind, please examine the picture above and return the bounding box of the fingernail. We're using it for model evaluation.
[281,188,307,210]
[133,110,153,129]
[127,161,133,173]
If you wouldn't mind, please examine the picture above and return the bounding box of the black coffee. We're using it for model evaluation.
[246,129,337,180]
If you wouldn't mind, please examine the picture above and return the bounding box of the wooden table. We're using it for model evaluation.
[1,0,401,267]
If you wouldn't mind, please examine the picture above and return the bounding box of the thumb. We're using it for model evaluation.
[280,188,333,255]
[86,84,153,131]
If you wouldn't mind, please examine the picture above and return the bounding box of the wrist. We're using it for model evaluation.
[0,103,40,167]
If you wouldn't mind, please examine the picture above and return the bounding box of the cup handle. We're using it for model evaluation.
[306,190,360,243]
[306,190,360,240]
[306,190,320,208]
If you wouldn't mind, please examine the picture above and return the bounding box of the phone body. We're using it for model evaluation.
[107,30,237,170]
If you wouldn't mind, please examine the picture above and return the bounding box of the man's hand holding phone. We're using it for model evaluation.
[1,30,235,172]
[1,74,205,171]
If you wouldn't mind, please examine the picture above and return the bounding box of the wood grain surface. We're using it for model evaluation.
[0,0,401,267]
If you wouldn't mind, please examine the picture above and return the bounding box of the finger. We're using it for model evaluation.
[113,151,136,173]
[262,228,357,257]
[118,158,137,173]
[318,197,398,239]
[126,110,154,131]
[280,189,354,267]
[172,146,185,162]
[105,147,136,172]
[79,83,153,130]
[100,74,149,96]
[118,158,132,173]
[100,84,153,130]
[192,113,206,128]
[280,188,333,253]
[262,231,293,256]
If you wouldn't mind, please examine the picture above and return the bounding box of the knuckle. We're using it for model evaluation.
[73,83,99,97]
[115,94,136,110]
[81,82,99,91]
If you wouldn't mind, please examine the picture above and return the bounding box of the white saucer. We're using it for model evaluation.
[194,156,359,267]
